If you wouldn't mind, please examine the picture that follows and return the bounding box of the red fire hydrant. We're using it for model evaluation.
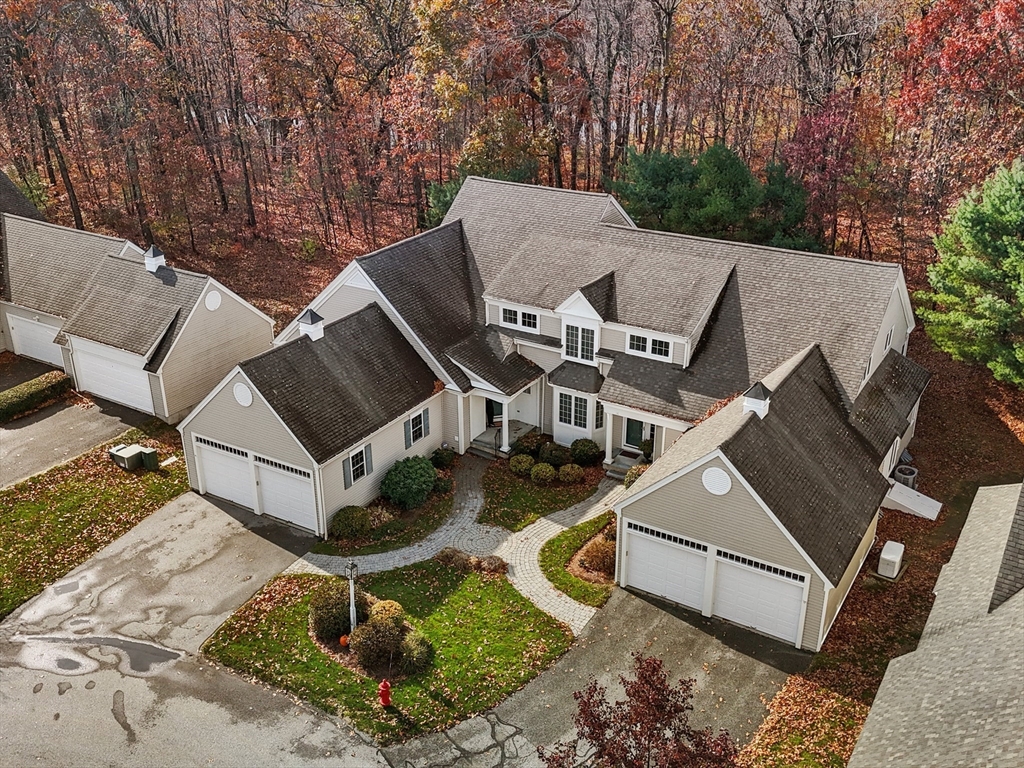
[378,679,391,707]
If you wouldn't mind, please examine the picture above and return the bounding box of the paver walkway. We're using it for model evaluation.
[285,456,627,636]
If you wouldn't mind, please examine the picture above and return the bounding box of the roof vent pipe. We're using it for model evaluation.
[145,245,166,273]
[297,308,325,341]
[742,381,772,419]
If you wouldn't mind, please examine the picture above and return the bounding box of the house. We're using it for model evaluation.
[178,177,926,576]
[0,171,46,221]
[612,344,929,650]
[0,213,274,421]
[849,482,1024,767]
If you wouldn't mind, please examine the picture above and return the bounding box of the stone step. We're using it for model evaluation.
[605,468,627,481]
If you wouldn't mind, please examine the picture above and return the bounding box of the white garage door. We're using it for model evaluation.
[625,523,707,611]
[74,341,154,413]
[714,555,804,644]
[255,457,317,532]
[8,314,64,366]
[196,437,254,510]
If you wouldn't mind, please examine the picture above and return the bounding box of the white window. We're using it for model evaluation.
[558,393,589,429]
[595,401,604,429]
[498,305,540,334]
[626,332,672,361]
[629,334,647,353]
[521,312,538,329]
[344,444,373,488]
[404,408,430,448]
[885,326,894,351]
[565,324,596,363]
[502,308,518,325]
[558,393,573,425]
[573,397,588,429]
[651,339,670,358]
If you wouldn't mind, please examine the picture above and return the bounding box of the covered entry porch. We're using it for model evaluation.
[466,379,543,457]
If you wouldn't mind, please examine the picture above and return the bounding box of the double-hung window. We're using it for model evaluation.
[344,444,373,488]
[404,408,430,448]
[573,397,588,429]
[558,393,589,429]
[558,393,573,425]
[565,324,595,362]
[595,401,604,429]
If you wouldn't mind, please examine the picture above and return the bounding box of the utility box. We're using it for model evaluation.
[109,444,145,471]
[138,446,159,471]
[878,540,905,579]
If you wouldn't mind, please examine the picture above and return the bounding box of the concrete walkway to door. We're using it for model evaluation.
[285,455,627,636]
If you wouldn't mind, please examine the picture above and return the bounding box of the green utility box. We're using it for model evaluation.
[139,446,159,471]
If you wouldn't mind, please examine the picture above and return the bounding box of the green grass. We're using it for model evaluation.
[310,492,454,556]
[539,511,615,607]
[203,562,573,742]
[479,461,601,531]
[0,421,189,619]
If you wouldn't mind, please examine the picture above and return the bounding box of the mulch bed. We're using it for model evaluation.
[566,522,616,586]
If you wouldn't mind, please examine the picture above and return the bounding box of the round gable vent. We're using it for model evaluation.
[233,382,253,407]
[702,466,732,496]
[205,290,222,311]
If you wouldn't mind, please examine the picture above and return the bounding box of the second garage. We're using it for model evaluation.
[72,337,155,413]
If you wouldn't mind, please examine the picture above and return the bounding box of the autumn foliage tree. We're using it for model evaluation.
[538,652,738,768]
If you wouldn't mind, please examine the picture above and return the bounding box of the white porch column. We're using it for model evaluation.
[605,417,614,464]
[500,412,511,453]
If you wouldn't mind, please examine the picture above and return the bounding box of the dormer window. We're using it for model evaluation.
[627,332,672,361]
[503,308,517,325]
[565,324,595,362]
[499,305,539,334]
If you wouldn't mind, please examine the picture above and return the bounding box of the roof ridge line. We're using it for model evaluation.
[356,220,462,263]
[1,212,125,243]
[462,176,615,200]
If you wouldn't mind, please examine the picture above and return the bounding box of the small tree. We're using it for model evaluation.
[539,653,737,768]
[916,161,1024,388]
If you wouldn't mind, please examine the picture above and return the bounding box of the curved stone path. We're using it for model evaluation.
[284,455,626,636]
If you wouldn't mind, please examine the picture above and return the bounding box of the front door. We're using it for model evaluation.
[486,399,503,426]
[625,418,644,449]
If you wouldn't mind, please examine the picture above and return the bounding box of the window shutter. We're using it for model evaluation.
[343,457,352,489]
[404,419,412,449]
[423,408,430,437]
[364,445,373,475]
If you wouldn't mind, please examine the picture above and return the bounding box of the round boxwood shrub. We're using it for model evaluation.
[509,454,535,476]
[350,618,403,669]
[539,442,573,468]
[433,474,454,495]
[559,463,586,484]
[531,462,556,485]
[399,629,434,675]
[623,463,650,489]
[369,599,406,633]
[570,438,602,466]
[381,456,437,510]
[328,505,371,539]
[430,447,456,469]
[308,578,369,643]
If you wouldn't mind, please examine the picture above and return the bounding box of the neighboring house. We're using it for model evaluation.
[0,171,46,221]
[849,482,1024,767]
[177,305,444,533]
[612,344,929,650]
[179,176,926,583]
[0,213,274,421]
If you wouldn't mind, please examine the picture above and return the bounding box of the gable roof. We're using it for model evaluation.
[357,221,477,390]
[849,482,1024,768]
[992,484,1024,611]
[240,304,438,464]
[548,360,605,394]
[622,345,889,585]
[0,173,45,221]
[445,327,544,395]
[578,271,618,323]
[850,349,931,460]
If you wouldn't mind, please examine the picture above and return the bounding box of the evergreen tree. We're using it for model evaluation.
[916,161,1024,388]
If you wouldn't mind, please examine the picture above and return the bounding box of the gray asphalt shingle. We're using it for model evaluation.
[445,327,544,395]
[850,349,931,461]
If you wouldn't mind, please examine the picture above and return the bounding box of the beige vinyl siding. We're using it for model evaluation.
[148,373,166,418]
[462,393,472,451]
[181,370,312,492]
[542,381,554,434]
[865,284,913,383]
[159,282,274,421]
[315,285,377,330]
[540,313,560,339]
[442,390,461,448]
[518,344,563,373]
[663,427,682,452]
[60,347,75,383]
[672,340,686,366]
[320,393,444,517]
[487,303,499,324]
[824,512,877,633]
[602,326,626,353]
[607,413,623,454]
[621,454,826,650]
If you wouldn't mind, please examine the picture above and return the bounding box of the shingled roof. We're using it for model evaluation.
[0,173,45,221]
[622,345,890,585]
[991,484,1024,612]
[445,327,544,395]
[240,304,438,464]
[850,349,931,461]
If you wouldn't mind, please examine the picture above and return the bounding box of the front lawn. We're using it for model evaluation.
[479,460,602,531]
[539,511,615,607]
[0,421,189,619]
[203,562,573,742]
[310,491,454,557]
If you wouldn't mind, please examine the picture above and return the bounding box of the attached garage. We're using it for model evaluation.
[624,522,707,612]
[195,437,254,509]
[253,457,317,532]
[71,337,154,413]
[713,552,805,645]
[7,313,64,366]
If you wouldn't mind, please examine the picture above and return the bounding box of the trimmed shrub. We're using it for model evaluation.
[369,599,406,633]
[539,442,572,468]
[509,454,535,476]
[308,578,369,643]
[623,463,650,489]
[639,438,654,460]
[510,431,547,458]
[399,629,434,675]
[0,370,71,424]
[435,546,472,572]
[433,474,454,495]
[570,438,603,467]
[350,618,403,669]
[559,463,585,484]
[381,456,437,510]
[531,462,556,485]
[477,554,508,575]
[581,538,617,577]
[430,447,456,469]
[328,506,371,539]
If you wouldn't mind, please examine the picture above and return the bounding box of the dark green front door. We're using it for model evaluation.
[625,418,644,448]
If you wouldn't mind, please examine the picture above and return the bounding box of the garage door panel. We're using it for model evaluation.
[8,315,64,366]
[198,442,253,510]
[76,348,154,413]
[626,532,705,611]
[256,462,316,532]
[714,560,803,644]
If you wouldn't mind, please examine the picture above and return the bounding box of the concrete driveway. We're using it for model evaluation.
[1,397,150,488]
[0,492,385,768]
